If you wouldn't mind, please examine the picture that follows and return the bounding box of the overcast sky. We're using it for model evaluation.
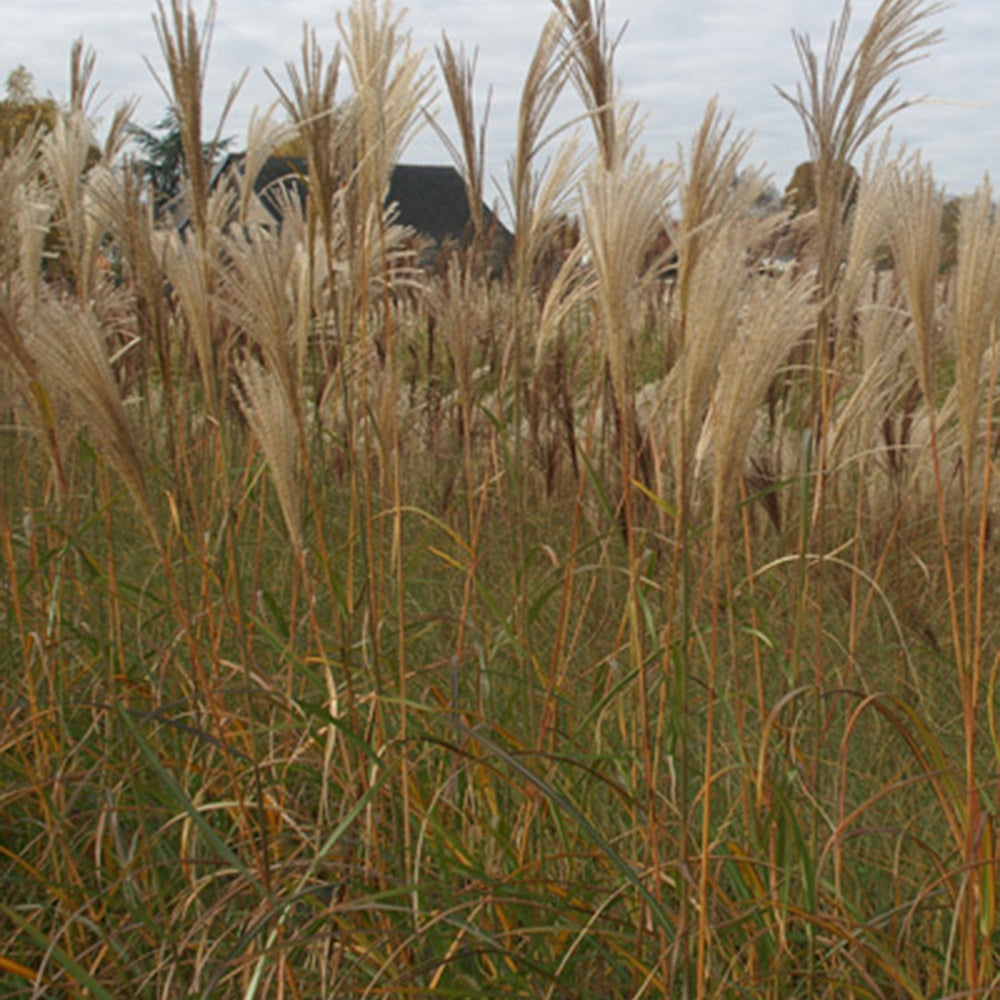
[3,0,997,211]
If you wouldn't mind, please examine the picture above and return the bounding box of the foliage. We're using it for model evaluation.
[0,66,59,154]
[128,105,232,213]
[783,158,860,216]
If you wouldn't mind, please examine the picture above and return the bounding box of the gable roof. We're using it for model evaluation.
[387,164,504,247]
[213,154,513,269]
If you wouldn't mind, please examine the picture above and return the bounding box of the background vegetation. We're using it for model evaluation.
[1,0,997,996]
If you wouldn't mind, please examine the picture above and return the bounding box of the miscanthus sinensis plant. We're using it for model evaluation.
[2,1,998,997]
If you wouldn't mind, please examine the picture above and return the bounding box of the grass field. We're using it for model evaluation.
[2,0,998,996]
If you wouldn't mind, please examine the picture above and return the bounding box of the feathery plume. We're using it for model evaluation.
[552,0,620,167]
[952,180,1000,497]
[778,0,945,351]
[220,213,313,412]
[267,27,345,253]
[825,278,909,488]
[509,13,572,284]
[436,35,488,248]
[708,268,818,532]
[235,356,302,551]
[338,0,433,214]
[834,135,896,338]
[579,106,674,407]
[889,153,943,409]
[150,0,243,245]
[676,99,761,330]
[27,293,153,531]
[670,225,747,514]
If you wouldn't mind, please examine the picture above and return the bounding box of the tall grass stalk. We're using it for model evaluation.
[778,0,944,363]
[944,178,1000,992]
[778,7,946,985]
[562,1,679,973]
[435,35,488,255]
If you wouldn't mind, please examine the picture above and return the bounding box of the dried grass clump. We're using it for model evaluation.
[833,135,895,337]
[579,107,674,410]
[230,108,290,228]
[639,106,770,515]
[39,43,137,303]
[315,311,407,451]
[668,226,748,514]
[675,100,764,329]
[14,184,54,312]
[24,291,153,531]
[0,288,68,499]
[778,0,944,349]
[825,277,909,497]
[151,0,242,245]
[38,109,104,298]
[517,134,587,314]
[553,0,619,167]
[430,260,490,418]
[435,36,488,252]
[508,13,573,287]
[147,1,244,419]
[235,356,302,550]
[267,28,347,251]
[219,189,314,412]
[951,180,1000,498]
[162,225,222,411]
[96,153,170,393]
[223,229,304,385]
[0,131,50,289]
[7,2,1000,996]
[706,269,818,531]
[338,0,433,223]
[889,154,943,409]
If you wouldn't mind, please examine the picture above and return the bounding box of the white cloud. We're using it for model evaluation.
[0,0,994,195]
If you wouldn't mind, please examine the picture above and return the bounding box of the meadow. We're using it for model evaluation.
[1,0,998,995]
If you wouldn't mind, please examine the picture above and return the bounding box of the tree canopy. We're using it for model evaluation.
[0,65,59,155]
[128,107,232,213]
[783,159,860,217]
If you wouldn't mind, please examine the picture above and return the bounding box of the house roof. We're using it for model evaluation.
[386,163,508,247]
[214,154,513,257]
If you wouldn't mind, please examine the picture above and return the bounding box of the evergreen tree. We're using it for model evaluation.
[128,107,232,213]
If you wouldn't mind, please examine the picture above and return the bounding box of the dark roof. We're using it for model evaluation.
[214,154,513,260]
[252,155,308,218]
[386,164,509,247]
